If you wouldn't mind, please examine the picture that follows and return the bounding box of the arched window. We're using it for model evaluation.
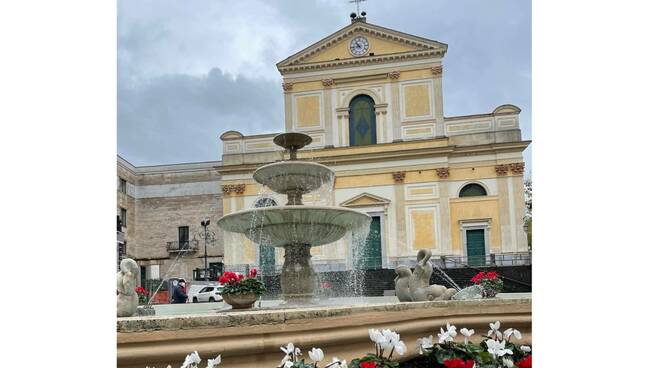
[254,197,277,208]
[349,95,377,146]
[459,183,487,197]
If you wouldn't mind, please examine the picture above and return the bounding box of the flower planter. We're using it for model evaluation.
[481,288,500,298]
[223,292,257,309]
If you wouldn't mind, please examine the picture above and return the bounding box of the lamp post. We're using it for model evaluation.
[199,219,216,281]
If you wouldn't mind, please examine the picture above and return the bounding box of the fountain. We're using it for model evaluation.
[217,132,372,303]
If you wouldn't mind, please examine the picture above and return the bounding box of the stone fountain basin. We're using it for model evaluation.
[253,161,334,194]
[217,205,371,247]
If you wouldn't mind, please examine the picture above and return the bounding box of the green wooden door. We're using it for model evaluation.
[355,216,382,269]
[349,95,377,146]
[466,229,486,266]
[259,245,276,276]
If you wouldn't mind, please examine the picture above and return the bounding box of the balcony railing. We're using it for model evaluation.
[166,240,198,253]
[441,252,531,268]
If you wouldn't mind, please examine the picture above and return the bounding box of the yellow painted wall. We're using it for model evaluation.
[411,209,436,250]
[400,69,434,80]
[304,34,419,63]
[404,84,431,117]
[449,197,501,253]
[295,95,321,127]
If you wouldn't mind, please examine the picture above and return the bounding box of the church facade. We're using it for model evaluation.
[219,16,530,275]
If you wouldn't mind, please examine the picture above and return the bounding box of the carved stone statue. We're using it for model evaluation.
[117,258,139,317]
[395,249,457,302]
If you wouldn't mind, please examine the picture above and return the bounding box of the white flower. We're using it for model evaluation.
[294,347,302,357]
[460,328,475,344]
[416,335,434,354]
[283,362,294,368]
[486,339,513,358]
[521,345,531,353]
[206,354,221,368]
[503,357,515,367]
[504,328,522,341]
[488,321,502,340]
[380,329,397,350]
[438,323,457,343]
[181,351,201,368]
[368,329,386,347]
[280,342,295,355]
[279,354,291,367]
[309,348,324,362]
[393,340,407,356]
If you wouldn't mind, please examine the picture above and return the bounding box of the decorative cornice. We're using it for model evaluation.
[430,65,443,75]
[509,162,525,175]
[321,78,335,87]
[435,167,449,179]
[392,171,406,183]
[282,82,293,92]
[387,71,400,79]
[495,164,509,176]
[222,184,245,195]
[279,49,445,74]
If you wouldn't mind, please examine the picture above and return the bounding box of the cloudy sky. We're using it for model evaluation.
[118,0,531,174]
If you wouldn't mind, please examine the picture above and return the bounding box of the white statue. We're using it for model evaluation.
[395,249,457,302]
[117,258,139,317]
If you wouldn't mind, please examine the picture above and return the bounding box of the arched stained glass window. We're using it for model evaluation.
[459,183,487,197]
[349,95,377,146]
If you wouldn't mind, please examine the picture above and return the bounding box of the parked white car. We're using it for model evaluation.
[192,285,224,303]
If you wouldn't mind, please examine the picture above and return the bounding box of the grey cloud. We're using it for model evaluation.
[118,68,282,165]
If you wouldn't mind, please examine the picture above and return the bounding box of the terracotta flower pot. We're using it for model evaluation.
[223,292,257,309]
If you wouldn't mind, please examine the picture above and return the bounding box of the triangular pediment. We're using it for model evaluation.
[277,21,447,74]
[340,192,391,208]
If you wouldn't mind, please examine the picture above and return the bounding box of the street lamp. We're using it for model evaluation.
[199,219,217,281]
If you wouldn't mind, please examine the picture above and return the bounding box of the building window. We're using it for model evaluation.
[178,226,189,249]
[459,183,487,197]
[118,177,127,194]
[349,95,377,146]
[120,208,127,228]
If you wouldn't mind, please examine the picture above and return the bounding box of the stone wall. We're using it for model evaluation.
[118,157,224,282]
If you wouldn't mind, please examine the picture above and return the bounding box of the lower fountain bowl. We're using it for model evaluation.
[216,205,372,247]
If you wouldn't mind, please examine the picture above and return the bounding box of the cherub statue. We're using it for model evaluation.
[395,249,457,302]
[117,258,139,317]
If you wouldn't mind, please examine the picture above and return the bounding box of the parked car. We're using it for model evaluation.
[192,285,224,303]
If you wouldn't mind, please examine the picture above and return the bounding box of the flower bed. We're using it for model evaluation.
[148,320,531,368]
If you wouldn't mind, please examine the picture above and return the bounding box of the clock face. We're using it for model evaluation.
[349,36,370,56]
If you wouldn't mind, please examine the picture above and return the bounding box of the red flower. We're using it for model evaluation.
[359,362,377,368]
[443,358,475,368]
[134,286,149,296]
[486,271,498,280]
[249,268,257,278]
[471,272,486,284]
[516,355,532,368]
[219,271,243,285]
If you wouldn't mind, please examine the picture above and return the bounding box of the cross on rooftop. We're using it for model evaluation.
[349,0,367,15]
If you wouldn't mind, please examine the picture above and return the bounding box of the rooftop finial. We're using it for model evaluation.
[349,0,367,22]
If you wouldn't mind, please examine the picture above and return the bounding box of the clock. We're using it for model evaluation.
[349,36,370,56]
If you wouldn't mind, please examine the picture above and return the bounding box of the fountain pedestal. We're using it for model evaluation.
[281,244,317,303]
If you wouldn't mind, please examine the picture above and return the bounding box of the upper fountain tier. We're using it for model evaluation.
[253,132,334,197]
[254,161,334,195]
